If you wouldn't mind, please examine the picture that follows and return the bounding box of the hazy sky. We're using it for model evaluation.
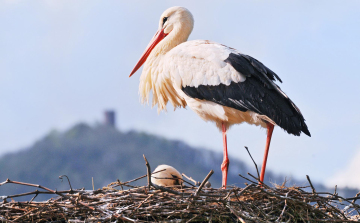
[1,0,360,188]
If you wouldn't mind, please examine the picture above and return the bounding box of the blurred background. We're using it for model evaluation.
[1,0,360,194]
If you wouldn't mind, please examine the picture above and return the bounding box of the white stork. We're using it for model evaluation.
[129,6,310,188]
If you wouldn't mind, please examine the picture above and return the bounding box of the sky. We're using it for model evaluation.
[1,0,360,188]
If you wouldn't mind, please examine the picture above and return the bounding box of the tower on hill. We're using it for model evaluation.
[104,110,116,127]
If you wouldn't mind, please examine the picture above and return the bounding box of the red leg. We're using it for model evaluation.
[221,122,230,189]
[260,123,274,184]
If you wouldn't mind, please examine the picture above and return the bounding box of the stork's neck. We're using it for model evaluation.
[139,20,193,110]
[154,25,192,56]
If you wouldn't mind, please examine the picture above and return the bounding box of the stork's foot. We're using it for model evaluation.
[221,159,230,189]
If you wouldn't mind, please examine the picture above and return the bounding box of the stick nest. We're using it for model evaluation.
[1,156,360,222]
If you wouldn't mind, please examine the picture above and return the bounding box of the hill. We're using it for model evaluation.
[0,123,358,200]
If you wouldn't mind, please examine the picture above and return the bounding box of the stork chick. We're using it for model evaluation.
[152,164,183,186]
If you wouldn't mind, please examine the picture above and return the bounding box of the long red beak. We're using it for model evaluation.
[129,29,168,77]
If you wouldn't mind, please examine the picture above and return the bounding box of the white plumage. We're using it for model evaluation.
[152,164,182,186]
[129,6,310,188]
[165,40,245,88]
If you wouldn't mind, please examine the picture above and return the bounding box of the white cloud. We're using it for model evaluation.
[327,148,360,189]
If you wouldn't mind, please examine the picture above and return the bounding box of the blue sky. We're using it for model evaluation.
[1,0,360,188]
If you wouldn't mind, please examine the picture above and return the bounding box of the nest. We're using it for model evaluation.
[1,156,360,222]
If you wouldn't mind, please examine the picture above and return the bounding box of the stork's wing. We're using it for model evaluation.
[165,40,310,136]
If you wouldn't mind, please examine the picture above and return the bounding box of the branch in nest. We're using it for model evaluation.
[244,146,260,179]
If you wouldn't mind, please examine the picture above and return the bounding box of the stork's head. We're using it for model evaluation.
[158,6,194,39]
[129,6,194,77]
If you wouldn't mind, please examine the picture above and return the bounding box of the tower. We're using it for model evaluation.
[104,110,116,127]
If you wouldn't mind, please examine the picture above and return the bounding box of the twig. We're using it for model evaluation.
[182,173,199,185]
[29,191,39,203]
[276,192,289,222]
[227,205,247,223]
[244,146,260,179]
[116,179,124,190]
[238,174,258,185]
[152,175,195,187]
[194,170,214,196]
[129,169,166,185]
[247,172,269,188]
[236,184,255,197]
[351,191,360,215]
[143,154,152,190]
[186,214,199,223]
[0,189,85,200]
[59,175,73,191]
[333,185,338,196]
[0,217,13,223]
[306,175,316,194]
[352,191,360,205]
[136,194,154,209]
[307,174,325,210]
[181,173,198,187]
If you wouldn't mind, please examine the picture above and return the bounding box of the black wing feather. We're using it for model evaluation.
[241,54,282,83]
[182,53,310,137]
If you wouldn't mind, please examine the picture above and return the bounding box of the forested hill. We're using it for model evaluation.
[0,123,357,199]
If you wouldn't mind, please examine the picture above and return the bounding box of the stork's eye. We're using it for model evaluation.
[162,17,168,26]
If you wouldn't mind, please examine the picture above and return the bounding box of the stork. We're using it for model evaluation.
[129,6,310,188]
[152,164,183,186]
